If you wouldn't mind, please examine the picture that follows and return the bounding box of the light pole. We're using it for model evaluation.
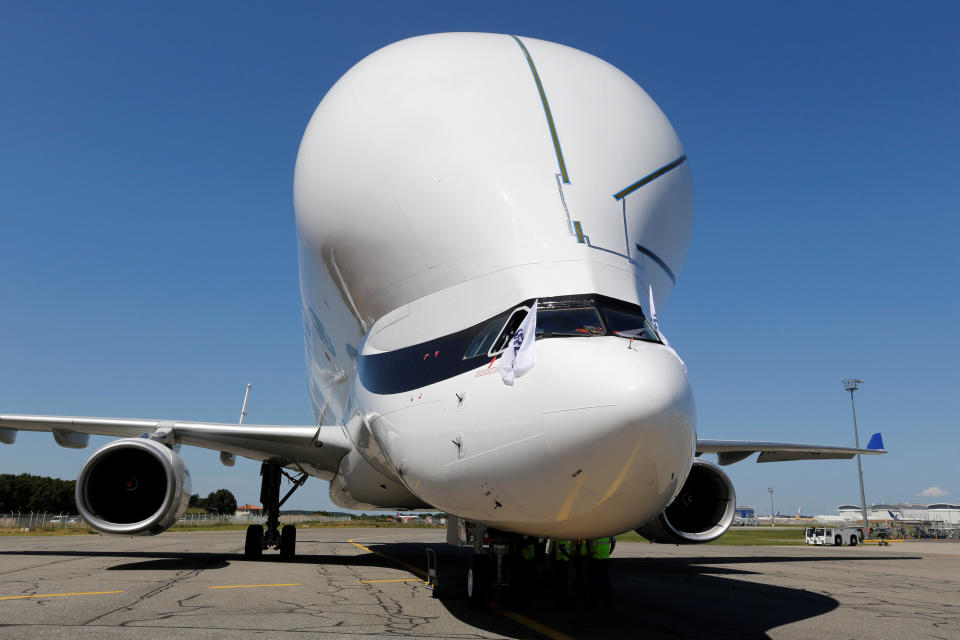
[843,379,870,533]
[767,487,775,527]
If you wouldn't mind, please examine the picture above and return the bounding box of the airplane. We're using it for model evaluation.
[0,33,885,603]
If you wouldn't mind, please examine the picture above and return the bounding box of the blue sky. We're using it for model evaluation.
[1,2,957,516]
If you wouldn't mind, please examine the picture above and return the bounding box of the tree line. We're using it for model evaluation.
[0,473,239,516]
[0,474,77,513]
[188,489,237,515]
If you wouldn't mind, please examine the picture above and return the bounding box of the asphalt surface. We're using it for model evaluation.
[0,528,958,639]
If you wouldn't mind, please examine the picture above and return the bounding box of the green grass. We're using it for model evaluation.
[620,527,806,545]
[0,527,98,536]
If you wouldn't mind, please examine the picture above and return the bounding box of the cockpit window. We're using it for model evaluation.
[487,306,530,356]
[600,306,659,342]
[460,293,661,360]
[536,307,605,337]
[462,312,509,359]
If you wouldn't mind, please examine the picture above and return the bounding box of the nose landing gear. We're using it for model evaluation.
[450,517,535,610]
[243,462,308,560]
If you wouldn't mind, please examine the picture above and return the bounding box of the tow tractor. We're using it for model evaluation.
[805,526,863,546]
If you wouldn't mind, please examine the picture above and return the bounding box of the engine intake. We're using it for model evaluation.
[76,437,191,535]
[635,458,735,544]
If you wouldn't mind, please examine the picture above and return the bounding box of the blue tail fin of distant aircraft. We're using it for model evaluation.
[866,432,884,450]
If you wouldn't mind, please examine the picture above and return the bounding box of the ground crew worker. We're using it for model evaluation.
[546,538,572,604]
[504,536,536,608]
[514,536,536,607]
[520,536,536,562]
[587,535,616,605]
[573,538,589,600]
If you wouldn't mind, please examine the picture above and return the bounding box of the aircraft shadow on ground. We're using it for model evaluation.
[368,542,920,640]
[0,548,420,572]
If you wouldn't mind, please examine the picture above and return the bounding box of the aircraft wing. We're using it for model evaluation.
[0,414,352,477]
[697,432,886,466]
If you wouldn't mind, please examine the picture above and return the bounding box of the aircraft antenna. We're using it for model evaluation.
[220,383,252,468]
[239,383,253,424]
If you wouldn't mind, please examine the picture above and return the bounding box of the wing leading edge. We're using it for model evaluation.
[0,414,353,480]
[697,433,886,466]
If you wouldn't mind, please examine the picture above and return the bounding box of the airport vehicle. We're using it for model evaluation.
[805,527,863,546]
[0,34,885,599]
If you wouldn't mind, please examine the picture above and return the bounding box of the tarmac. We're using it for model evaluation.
[0,528,958,639]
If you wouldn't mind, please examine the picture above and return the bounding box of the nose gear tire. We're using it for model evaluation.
[467,554,491,610]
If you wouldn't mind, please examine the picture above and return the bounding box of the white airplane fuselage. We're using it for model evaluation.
[294,33,696,540]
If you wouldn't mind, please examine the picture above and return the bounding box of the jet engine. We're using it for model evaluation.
[635,458,735,544]
[76,437,191,535]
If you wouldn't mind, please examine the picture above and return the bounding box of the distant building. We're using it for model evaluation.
[734,506,759,525]
[735,506,756,519]
[236,504,263,516]
[836,503,960,525]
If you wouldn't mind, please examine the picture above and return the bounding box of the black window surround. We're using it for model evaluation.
[358,294,660,395]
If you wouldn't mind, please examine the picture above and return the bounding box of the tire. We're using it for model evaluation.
[280,524,297,560]
[244,524,264,560]
[834,535,842,547]
[850,535,858,547]
[467,554,491,609]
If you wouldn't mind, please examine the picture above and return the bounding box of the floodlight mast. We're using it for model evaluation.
[767,487,775,527]
[843,379,869,533]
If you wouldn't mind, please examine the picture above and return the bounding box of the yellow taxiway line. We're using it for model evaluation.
[358,578,425,583]
[348,538,427,578]
[0,590,124,601]
[494,604,577,640]
[208,583,300,589]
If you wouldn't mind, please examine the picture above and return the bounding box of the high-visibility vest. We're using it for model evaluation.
[548,539,571,562]
[576,539,589,557]
[589,536,612,560]
[521,541,535,561]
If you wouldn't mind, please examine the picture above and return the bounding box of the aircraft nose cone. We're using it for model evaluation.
[537,338,695,534]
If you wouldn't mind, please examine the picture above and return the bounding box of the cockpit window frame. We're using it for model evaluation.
[486,305,532,358]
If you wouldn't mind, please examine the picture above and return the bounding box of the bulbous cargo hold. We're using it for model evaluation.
[76,437,191,535]
[294,32,695,431]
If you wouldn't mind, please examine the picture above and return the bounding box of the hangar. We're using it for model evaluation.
[836,503,960,536]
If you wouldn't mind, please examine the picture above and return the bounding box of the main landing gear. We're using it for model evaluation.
[243,462,308,560]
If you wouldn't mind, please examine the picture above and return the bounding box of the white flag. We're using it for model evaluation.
[648,285,687,374]
[499,300,538,386]
[648,285,667,346]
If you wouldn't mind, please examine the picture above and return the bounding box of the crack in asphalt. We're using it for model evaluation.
[81,564,208,626]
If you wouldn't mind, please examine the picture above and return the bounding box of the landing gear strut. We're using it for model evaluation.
[454,519,527,610]
[243,462,307,560]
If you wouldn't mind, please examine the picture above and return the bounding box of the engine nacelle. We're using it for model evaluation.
[635,458,735,544]
[76,437,191,535]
